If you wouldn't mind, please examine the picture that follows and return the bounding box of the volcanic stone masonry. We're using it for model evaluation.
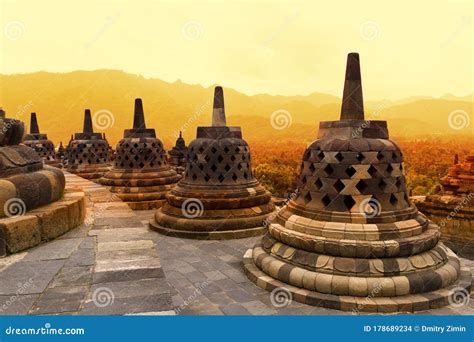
[23,112,60,167]
[150,86,275,239]
[99,98,181,210]
[65,109,110,182]
[0,109,85,256]
[168,131,188,174]
[243,53,471,313]
[415,152,474,247]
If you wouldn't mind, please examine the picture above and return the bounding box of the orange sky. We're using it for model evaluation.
[1,0,473,99]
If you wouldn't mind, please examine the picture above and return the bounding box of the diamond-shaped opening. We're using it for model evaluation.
[356,180,368,193]
[301,176,307,185]
[243,172,249,179]
[204,174,210,182]
[333,179,345,192]
[386,164,394,174]
[317,151,325,161]
[335,152,344,162]
[230,155,236,161]
[368,165,378,177]
[139,162,145,168]
[224,164,231,172]
[198,164,204,170]
[395,178,401,189]
[309,163,316,172]
[304,192,312,204]
[399,164,403,171]
[211,164,217,172]
[223,146,230,153]
[389,193,398,205]
[217,155,224,163]
[343,195,356,211]
[378,179,387,191]
[392,152,397,160]
[237,163,242,170]
[198,147,204,153]
[232,173,238,181]
[345,166,356,177]
[314,178,323,190]
[211,147,217,154]
[134,155,139,161]
[324,164,334,176]
[304,150,311,161]
[192,174,197,180]
[205,155,211,162]
[321,194,331,206]
[356,152,365,162]
[377,151,384,161]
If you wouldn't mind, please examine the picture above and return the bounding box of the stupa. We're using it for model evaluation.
[56,141,65,164]
[415,152,474,246]
[65,109,110,182]
[0,109,84,255]
[168,131,187,174]
[23,112,60,167]
[243,53,471,312]
[99,99,180,209]
[150,86,275,239]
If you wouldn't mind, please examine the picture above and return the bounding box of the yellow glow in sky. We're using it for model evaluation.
[1,0,473,99]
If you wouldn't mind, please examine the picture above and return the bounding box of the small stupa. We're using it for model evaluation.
[99,99,180,209]
[168,131,187,174]
[243,53,471,312]
[150,86,275,239]
[23,112,60,167]
[65,109,110,182]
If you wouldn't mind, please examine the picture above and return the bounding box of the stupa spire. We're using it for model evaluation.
[30,112,40,134]
[212,86,226,127]
[133,98,146,129]
[83,109,93,133]
[340,53,364,120]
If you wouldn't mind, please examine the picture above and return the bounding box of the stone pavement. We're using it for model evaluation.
[0,172,473,315]
[0,173,173,316]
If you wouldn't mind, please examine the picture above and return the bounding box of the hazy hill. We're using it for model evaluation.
[0,70,472,148]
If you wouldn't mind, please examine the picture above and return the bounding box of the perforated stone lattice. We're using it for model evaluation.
[296,144,411,212]
[184,139,254,185]
[23,140,56,163]
[114,137,168,170]
[67,140,109,166]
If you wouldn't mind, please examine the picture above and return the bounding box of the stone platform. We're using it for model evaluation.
[0,173,173,315]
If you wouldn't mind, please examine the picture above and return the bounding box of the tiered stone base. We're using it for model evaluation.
[99,170,181,210]
[67,164,110,183]
[243,247,472,313]
[0,190,85,256]
[151,183,275,239]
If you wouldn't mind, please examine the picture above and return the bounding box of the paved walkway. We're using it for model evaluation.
[1,173,473,315]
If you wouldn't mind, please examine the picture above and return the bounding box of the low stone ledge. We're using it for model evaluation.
[0,191,86,256]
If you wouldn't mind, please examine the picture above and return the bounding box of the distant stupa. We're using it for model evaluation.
[168,131,188,174]
[23,112,60,167]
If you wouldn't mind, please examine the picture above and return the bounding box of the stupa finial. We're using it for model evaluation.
[340,52,364,120]
[133,98,146,129]
[30,112,40,134]
[83,109,93,133]
[212,86,226,127]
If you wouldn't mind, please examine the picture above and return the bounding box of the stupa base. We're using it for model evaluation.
[0,190,85,256]
[149,219,266,240]
[67,169,110,183]
[243,248,472,313]
[126,199,167,210]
